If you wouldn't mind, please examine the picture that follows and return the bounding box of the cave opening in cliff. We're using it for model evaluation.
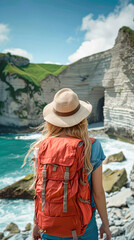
[90,86,104,123]
[97,96,104,122]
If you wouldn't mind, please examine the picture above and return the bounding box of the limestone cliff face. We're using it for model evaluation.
[0,27,134,139]
[44,50,112,123]
[0,75,60,128]
[103,27,134,139]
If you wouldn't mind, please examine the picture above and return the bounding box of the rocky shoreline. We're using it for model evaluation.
[98,164,134,240]
[0,162,134,240]
[1,183,133,240]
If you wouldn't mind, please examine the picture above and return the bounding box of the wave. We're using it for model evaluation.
[0,133,41,140]
[14,133,41,140]
[0,199,34,231]
[7,154,21,159]
[0,175,26,189]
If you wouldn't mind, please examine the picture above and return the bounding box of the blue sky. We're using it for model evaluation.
[0,0,134,64]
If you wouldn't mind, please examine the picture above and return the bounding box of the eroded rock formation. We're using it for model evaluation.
[103,168,127,193]
[0,174,34,199]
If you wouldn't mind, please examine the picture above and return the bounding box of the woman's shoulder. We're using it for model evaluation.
[90,138,106,172]
[90,138,103,155]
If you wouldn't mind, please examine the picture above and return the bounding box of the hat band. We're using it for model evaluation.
[53,104,80,117]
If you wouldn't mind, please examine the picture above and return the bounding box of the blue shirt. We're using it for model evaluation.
[41,139,106,240]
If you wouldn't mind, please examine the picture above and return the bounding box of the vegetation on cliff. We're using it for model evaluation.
[121,26,134,46]
[0,53,68,86]
[0,52,28,61]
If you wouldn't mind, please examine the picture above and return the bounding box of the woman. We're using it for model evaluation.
[24,88,111,240]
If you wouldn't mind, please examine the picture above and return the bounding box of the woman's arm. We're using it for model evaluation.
[92,165,111,240]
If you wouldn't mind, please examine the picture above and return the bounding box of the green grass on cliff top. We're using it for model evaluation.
[2,62,68,86]
[121,26,134,36]
[121,26,134,43]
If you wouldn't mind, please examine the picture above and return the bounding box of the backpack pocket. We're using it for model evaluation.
[39,158,77,181]
[37,212,81,237]
[77,173,93,227]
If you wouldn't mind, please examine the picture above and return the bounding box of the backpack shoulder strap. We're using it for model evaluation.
[90,137,96,144]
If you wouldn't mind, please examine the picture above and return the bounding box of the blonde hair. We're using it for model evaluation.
[23,119,93,173]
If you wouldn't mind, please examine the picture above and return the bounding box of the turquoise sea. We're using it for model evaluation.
[0,132,134,232]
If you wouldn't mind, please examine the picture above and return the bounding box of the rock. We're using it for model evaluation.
[114,220,124,226]
[107,187,133,208]
[6,231,32,240]
[23,230,32,240]
[126,196,134,206]
[110,225,125,237]
[109,221,114,227]
[2,233,14,240]
[103,168,127,193]
[24,223,31,231]
[130,164,134,192]
[125,220,134,233]
[2,223,21,240]
[116,237,125,240]
[103,151,126,164]
[130,181,134,192]
[4,223,20,234]
[0,232,4,239]
[114,209,122,218]
[21,232,30,240]
[0,174,34,199]
[122,219,129,224]
[125,220,134,239]
[125,212,131,219]
[130,165,134,177]
[129,205,134,219]
[105,174,134,239]
[126,230,134,240]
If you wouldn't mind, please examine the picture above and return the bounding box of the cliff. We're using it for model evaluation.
[0,26,134,139]
[103,27,134,139]
[0,52,29,67]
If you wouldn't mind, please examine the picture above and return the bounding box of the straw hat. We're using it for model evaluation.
[43,88,92,127]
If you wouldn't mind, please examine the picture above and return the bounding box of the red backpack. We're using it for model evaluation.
[34,137,95,240]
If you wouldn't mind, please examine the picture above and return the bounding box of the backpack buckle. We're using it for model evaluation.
[53,164,58,171]
[38,229,46,235]
[63,180,68,185]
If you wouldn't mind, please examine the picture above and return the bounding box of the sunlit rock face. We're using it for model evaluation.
[0,27,134,139]
[103,27,134,139]
[59,50,112,124]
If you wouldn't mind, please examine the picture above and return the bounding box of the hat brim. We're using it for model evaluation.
[43,100,92,128]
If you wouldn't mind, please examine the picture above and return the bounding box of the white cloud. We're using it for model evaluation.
[2,48,33,61]
[68,1,134,63]
[44,61,62,65]
[0,24,10,43]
